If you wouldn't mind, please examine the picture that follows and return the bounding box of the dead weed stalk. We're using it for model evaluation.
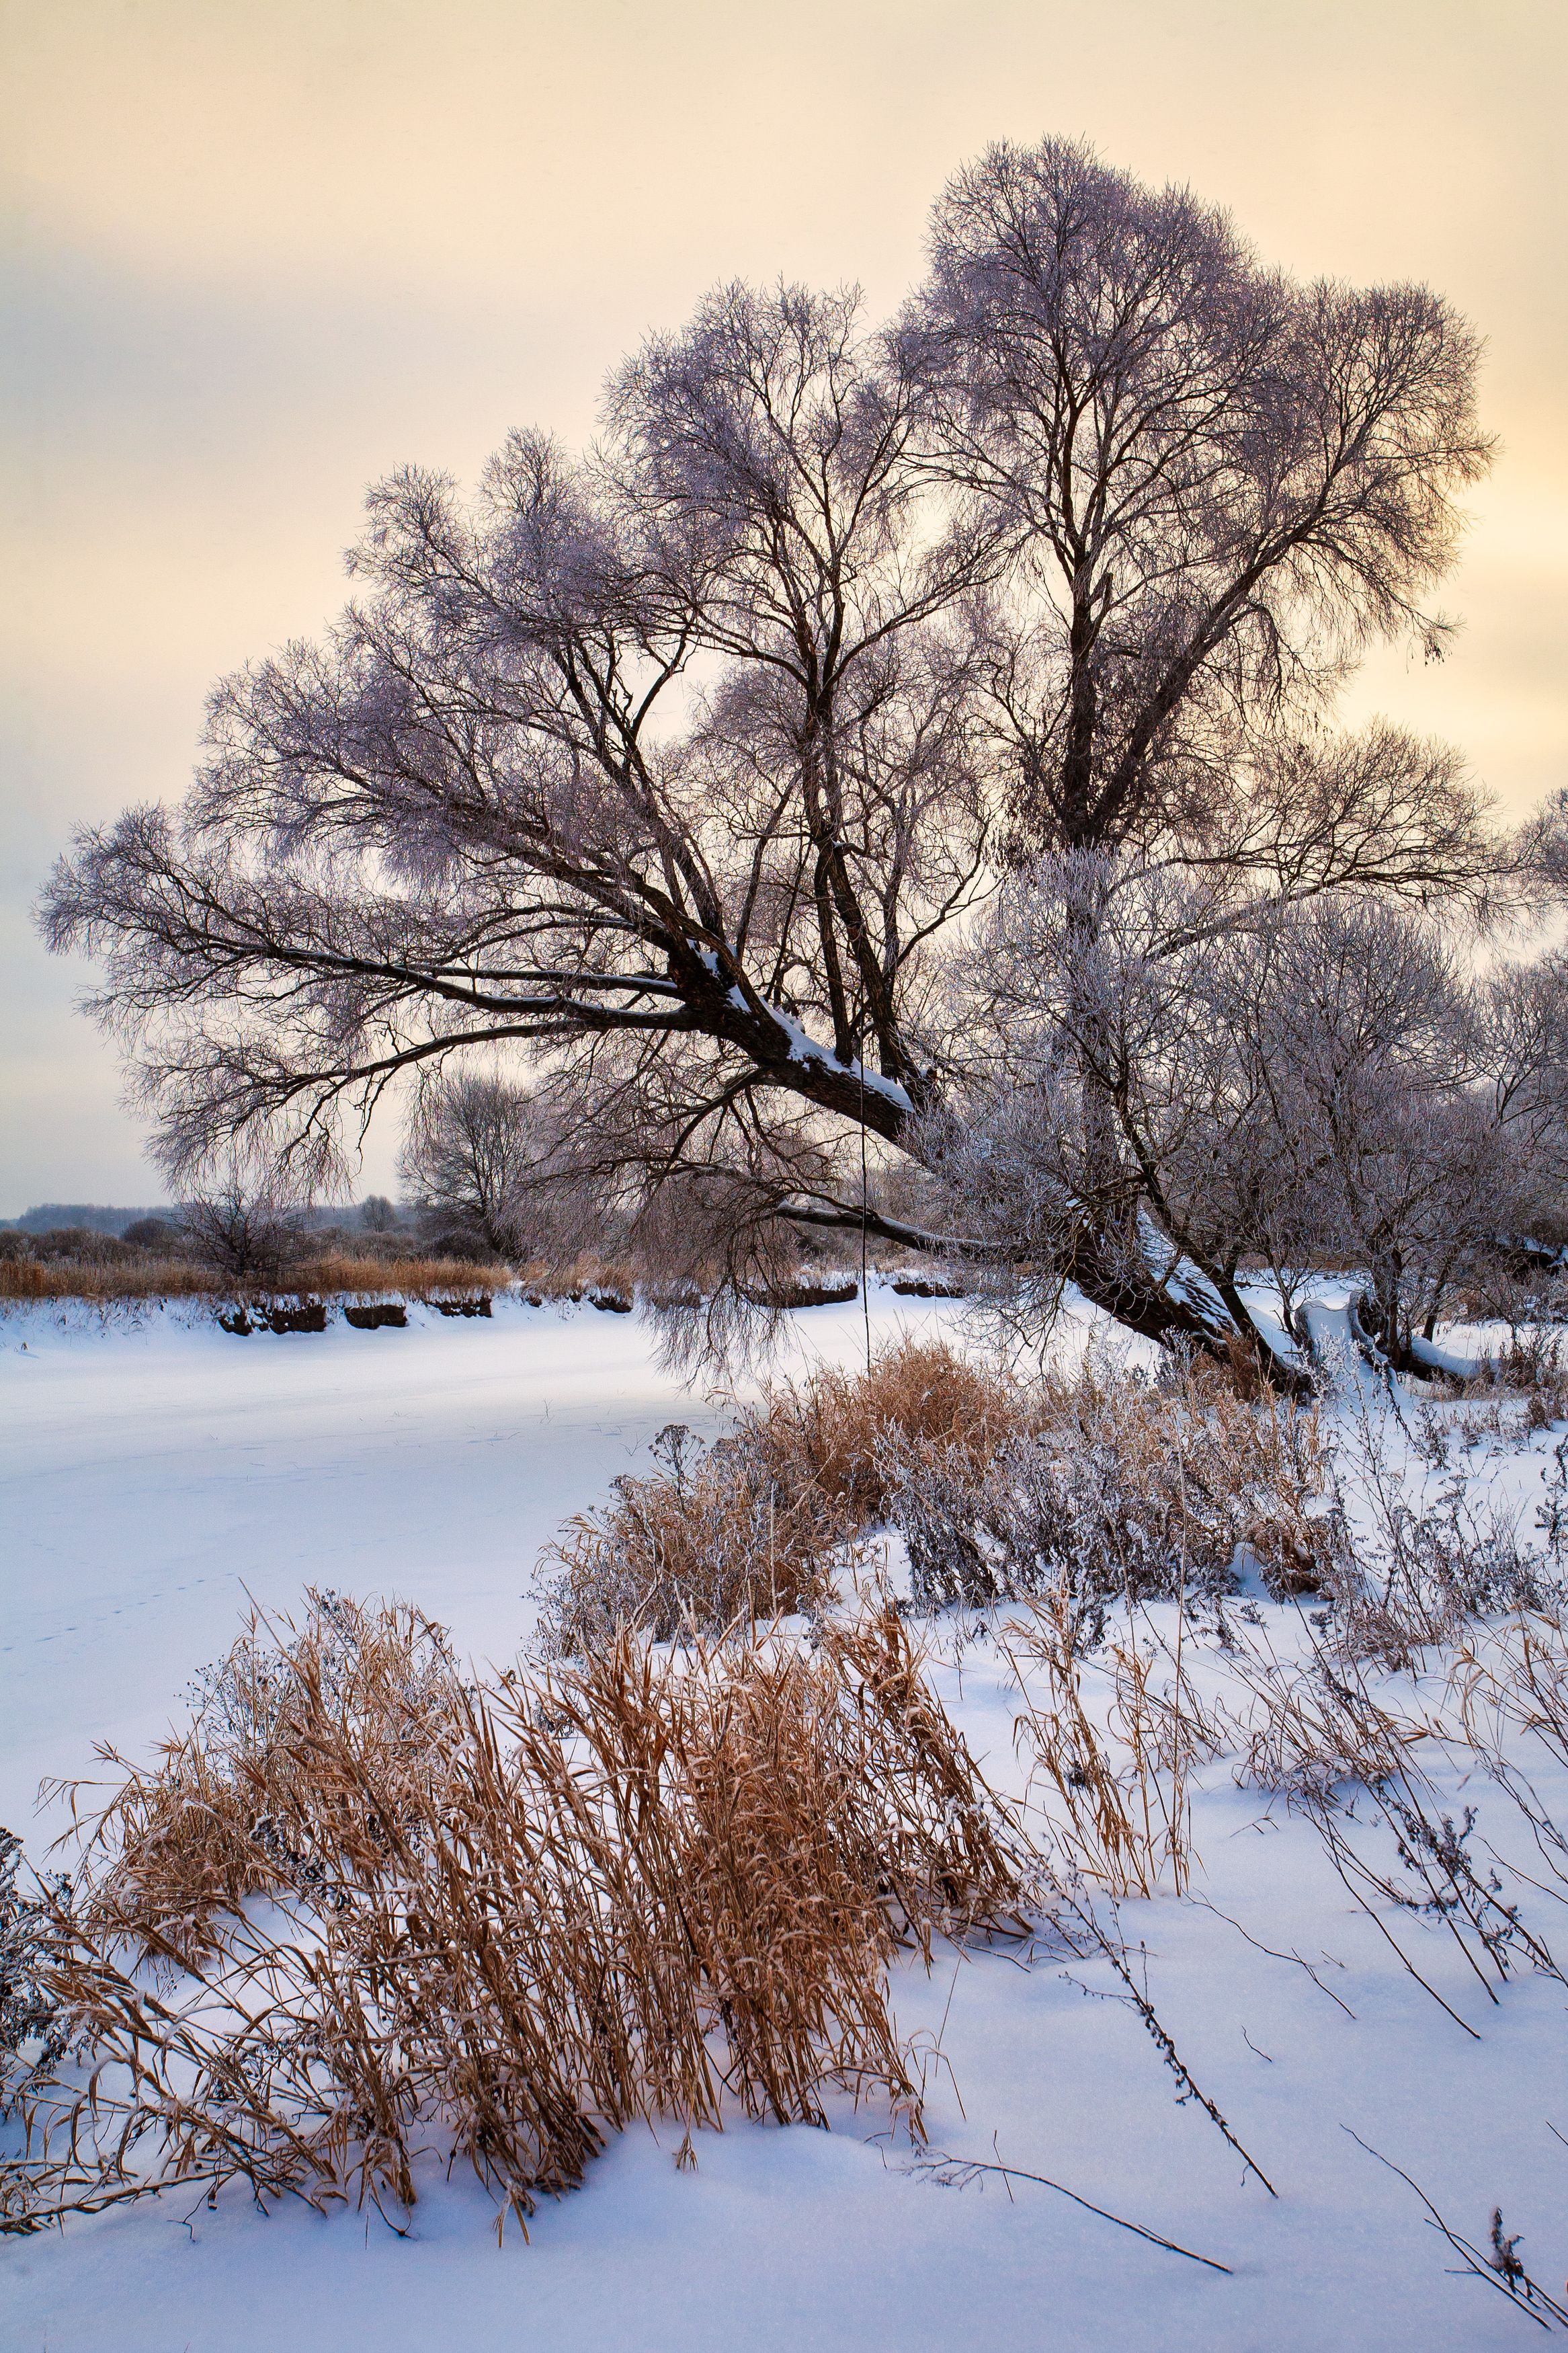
[1229,1640,1558,2029]
[1001,1592,1216,1899]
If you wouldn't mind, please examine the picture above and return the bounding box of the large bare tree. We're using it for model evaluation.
[42,140,1511,1378]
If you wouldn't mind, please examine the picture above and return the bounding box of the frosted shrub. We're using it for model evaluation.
[884,1363,1333,1622]
[1325,1409,1565,1663]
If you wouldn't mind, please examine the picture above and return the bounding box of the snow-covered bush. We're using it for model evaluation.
[1321,1411,1565,1664]
[536,1345,1346,1650]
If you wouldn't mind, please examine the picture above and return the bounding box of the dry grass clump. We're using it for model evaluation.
[1226,1648,1421,1806]
[757,1340,1018,1525]
[811,1607,1032,1950]
[1,1829,68,2120]
[6,1595,1024,2237]
[310,1253,509,1298]
[1450,1607,1568,1909]
[0,1254,224,1302]
[1482,1328,1568,1431]
[1323,1405,1564,1667]
[534,1423,863,1657]
[1226,1636,1559,2021]
[884,1360,1333,1618]
[1453,1607,1568,1774]
[533,1343,1016,1656]
[511,1252,638,1303]
[50,1593,464,1969]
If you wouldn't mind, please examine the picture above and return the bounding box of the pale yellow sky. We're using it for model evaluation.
[3,0,1564,1207]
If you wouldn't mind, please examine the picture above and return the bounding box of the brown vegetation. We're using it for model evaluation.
[535,1341,1342,1656]
[0,1248,508,1306]
[534,1425,860,1657]
[1003,1596,1222,1899]
[1481,1328,1568,1431]
[7,1593,1024,2235]
[534,1342,1017,1657]
[757,1339,1018,1525]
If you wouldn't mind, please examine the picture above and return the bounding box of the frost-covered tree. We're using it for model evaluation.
[931,875,1561,1365]
[942,872,1568,1367]
[41,138,1519,1380]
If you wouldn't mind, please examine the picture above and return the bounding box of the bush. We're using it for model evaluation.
[757,1339,1016,1525]
[882,1361,1333,1622]
[121,1218,184,1250]
[1320,1403,1565,1663]
[534,1341,1336,1650]
[0,1227,134,1267]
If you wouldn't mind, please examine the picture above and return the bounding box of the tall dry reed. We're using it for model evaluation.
[0,1251,509,1306]
[1001,1593,1217,1897]
[6,1595,1025,2237]
[756,1341,1018,1525]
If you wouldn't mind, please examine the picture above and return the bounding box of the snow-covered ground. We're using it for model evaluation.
[4,1292,1567,2351]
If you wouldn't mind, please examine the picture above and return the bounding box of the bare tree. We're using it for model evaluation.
[944,869,1566,1368]
[40,141,1515,1378]
[399,1072,560,1261]
[1201,902,1514,1361]
[179,1161,307,1287]
[891,138,1499,1367]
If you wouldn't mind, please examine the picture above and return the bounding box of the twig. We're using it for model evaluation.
[1063,1897,1278,2197]
[906,2148,1234,2274]
[1344,2128,1568,2332]
[1189,1894,1358,2019]
[1311,1809,1482,2038]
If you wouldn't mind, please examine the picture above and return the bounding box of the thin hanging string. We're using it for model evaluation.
[858,1041,872,1373]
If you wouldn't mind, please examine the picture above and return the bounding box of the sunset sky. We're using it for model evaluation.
[3,0,1564,1210]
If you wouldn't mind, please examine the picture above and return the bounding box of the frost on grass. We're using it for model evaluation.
[534,1341,1339,1657]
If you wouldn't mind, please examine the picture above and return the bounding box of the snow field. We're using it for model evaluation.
[3,1292,1567,2351]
